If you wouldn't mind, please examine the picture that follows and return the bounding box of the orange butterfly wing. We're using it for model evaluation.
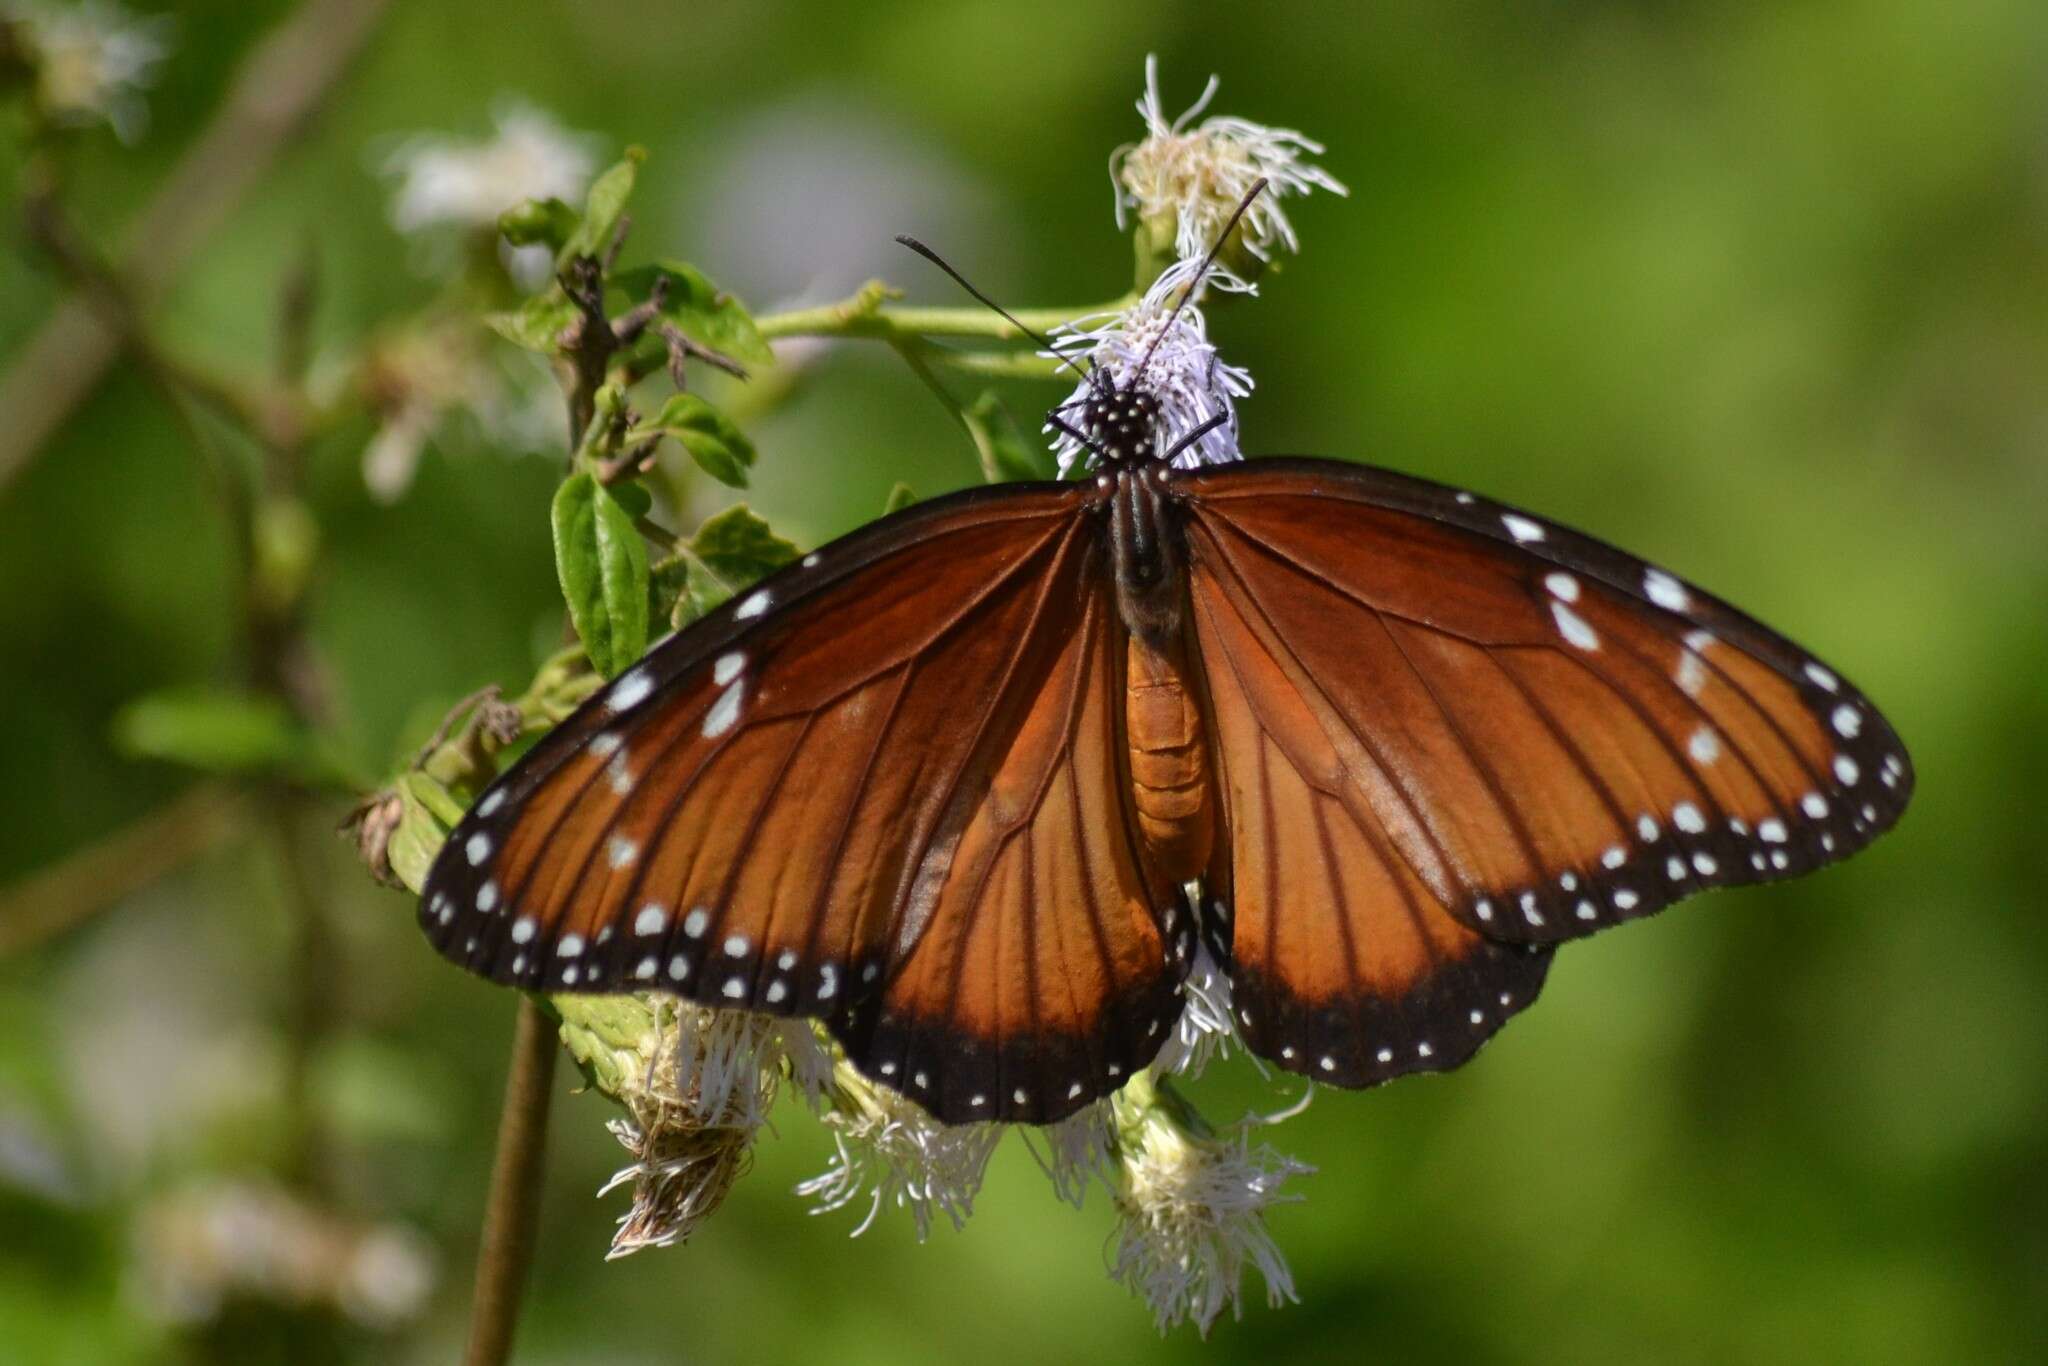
[421,482,1179,1123]
[1180,458,1911,1084]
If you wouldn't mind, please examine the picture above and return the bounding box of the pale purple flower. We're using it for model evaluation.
[1045,257,1254,475]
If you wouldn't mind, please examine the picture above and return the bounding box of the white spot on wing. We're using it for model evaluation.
[713,651,746,686]
[557,934,584,957]
[702,680,745,738]
[634,904,667,936]
[735,589,772,620]
[1502,513,1545,543]
[511,917,536,944]
[465,833,491,866]
[1834,754,1860,785]
[1550,601,1600,651]
[1673,802,1706,834]
[1832,704,1861,738]
[609,669,654,712]
[606,835,638,869]
[1643,568,1690,612]
[1804,662,1839,692]
[475,790,506,818]
[1688,727,1721,764]
[1544,572,1580,602]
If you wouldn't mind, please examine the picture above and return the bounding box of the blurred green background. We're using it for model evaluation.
[3,1,2044,1362]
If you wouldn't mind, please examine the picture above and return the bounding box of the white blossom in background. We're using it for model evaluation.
[382,100,598,290]
[1112,54,1347,265]
[133,1179,436,1329]
[1045,256,1255,475]
[1109,1093,1313,1335]
[384,100,597,234]
[10,0,170,142]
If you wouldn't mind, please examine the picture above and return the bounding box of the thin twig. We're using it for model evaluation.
[0,0,394,492]
[463,996,560,1366]
[0,785,242,959]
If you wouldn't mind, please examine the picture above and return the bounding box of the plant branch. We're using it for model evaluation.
[0,0,394,492]
[756,284,1132,346]
[463,996,560,1366]
[0,786,242,959]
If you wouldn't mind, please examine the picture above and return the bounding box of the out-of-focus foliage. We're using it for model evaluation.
[1,2,2044,1363]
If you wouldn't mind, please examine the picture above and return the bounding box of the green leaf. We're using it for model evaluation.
[112,688,300,772]
[963,391,1056,483]
[627,392,755,488]
[883,481,918,514]
[666,504,800,627]
[498,196,580,252]
[110,688,356,786]
[607,478,653,520]
[551,472,651,678]
[562,149,643,262]
[485,290,578,354]
[613,261,773,368]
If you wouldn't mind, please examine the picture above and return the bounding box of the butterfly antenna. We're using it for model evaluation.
[1133,177,1269,379]
[894,235,1104,392]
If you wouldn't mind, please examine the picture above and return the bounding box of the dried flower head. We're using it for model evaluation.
[1108,1078,1312,1336]
[383,100,597,235]
[1046,257,1253,475]
[12,0,169,142]
[1112,55,1346,266]
[796,1061,1003,1239]
[564,996,833,1255]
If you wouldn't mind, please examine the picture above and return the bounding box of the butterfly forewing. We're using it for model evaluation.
[1178,457,1911,1072]
[420,479,1183,1123]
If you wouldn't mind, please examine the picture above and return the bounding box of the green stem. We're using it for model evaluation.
[756,286,1133,345]
[462,996,559,1366]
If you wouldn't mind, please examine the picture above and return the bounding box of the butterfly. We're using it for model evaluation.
[419,207,1912,1127]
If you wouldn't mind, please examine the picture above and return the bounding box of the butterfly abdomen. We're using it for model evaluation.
[1126,631,1213,884]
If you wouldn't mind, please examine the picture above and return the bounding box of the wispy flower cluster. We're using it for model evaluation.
[1109,1087,1313,1335]
[1048,57,1341,477]
[1111,54,1347,265]
[1047,257,1255,475]
[8,0,170,142]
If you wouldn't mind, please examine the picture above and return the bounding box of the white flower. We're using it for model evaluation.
[1111,55,1346,264]
[1108,1081,1312,1336]
[383,100,597,235]
[1152,937,1240,1079]
[1045,257,1253,475]
[1028,1100,1118,1208]
[590,1001,833,1256]
[13,0,170,143]
[796,1061,1003,1239]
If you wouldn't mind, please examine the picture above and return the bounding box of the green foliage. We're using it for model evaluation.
[654,504,800,628]
[612,262,774,369]
[560,149,643,263]
[626,391,754,488]
[496,196,579,252]
[883,480,918,513]
[964,390,1055,482]
[551,471,651,678]
[110,687,356,788]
